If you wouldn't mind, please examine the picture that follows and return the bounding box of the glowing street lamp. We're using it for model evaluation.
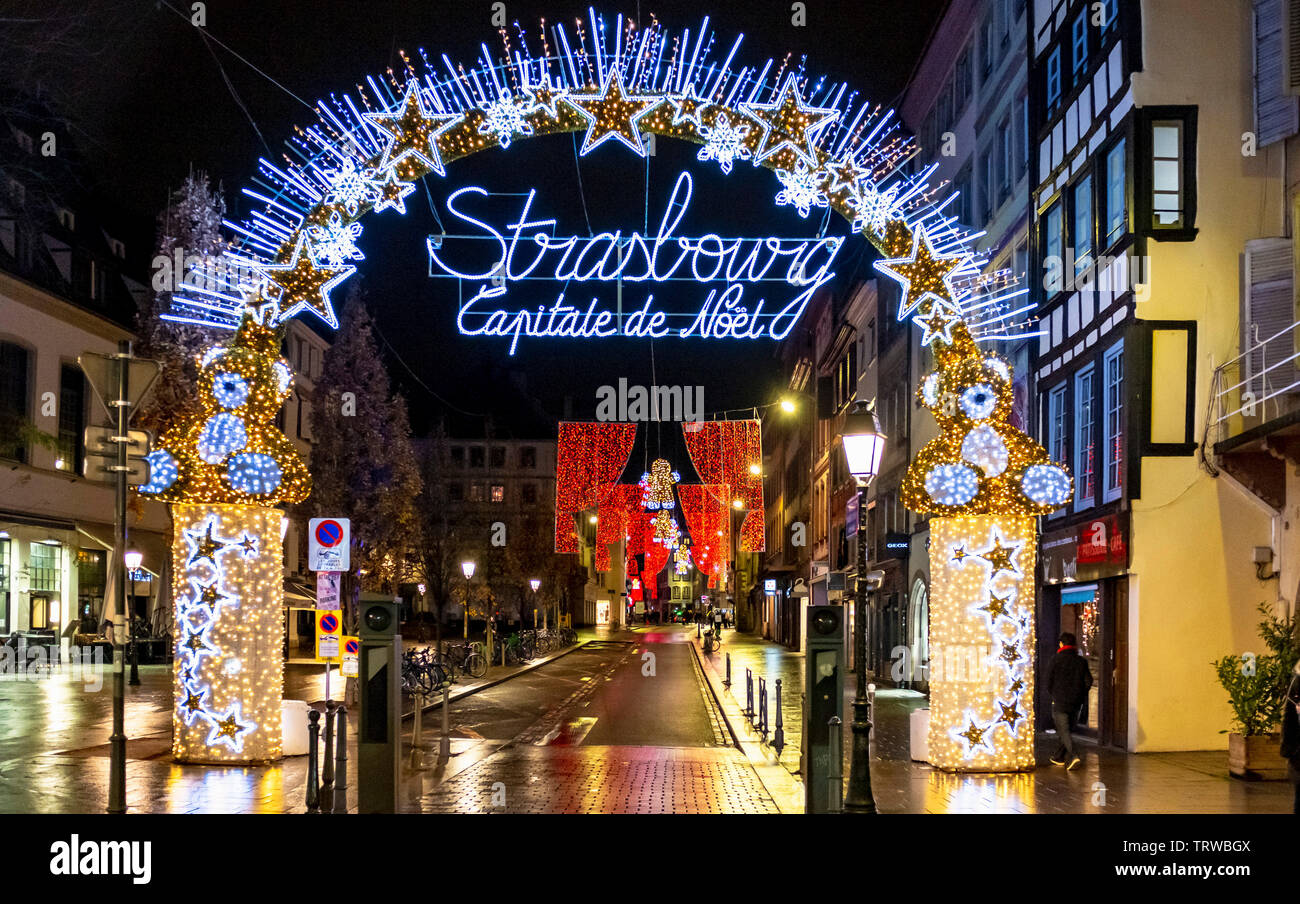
[840,400,887,814]
[123,550,143,686]
[529,578,541,629]
[461,560,476,640]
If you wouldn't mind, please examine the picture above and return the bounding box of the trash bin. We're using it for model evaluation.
[282,699,312,756]
[909,707,930,763]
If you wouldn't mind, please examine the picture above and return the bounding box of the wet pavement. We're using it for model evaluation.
[694,626,1296,814]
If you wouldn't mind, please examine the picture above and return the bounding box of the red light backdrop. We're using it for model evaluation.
[554,422,637,553]
[682,419,766,552]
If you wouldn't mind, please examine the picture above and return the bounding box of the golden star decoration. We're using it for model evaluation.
[999,641,1022,664]
[216,715,243,739]
[740,73,838,168]
[1008,678,1025,695]
[998,701,1024,728]
[979,535,1022,577]
[198,581,229,611]
[874,225,970,321]
[951,544,969,564]
[260,234,353,329]
[364,81,461,176]
[184,693,203,713]
[914,300,963,347]
[185,632,207,652]
[523,78,566,121]
[825,153,868,194]
[959,720,988,749]
[564,68,663,156]
[978,591,1012,621]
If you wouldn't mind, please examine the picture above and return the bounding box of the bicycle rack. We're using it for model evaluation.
[745,668,754,721]
[758,677,768,743]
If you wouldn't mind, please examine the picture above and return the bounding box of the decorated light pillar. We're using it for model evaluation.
[900,324,1071,772]
[137,313,310,764]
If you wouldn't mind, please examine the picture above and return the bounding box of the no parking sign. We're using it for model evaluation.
[308,517,350,572]
[316,610,342,662]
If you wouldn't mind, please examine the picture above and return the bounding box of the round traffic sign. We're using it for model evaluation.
[315,520,344,547]
[319,613,340,634]
[344,638,359,656]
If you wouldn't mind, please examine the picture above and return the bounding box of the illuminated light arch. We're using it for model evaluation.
[159,8,1069,772]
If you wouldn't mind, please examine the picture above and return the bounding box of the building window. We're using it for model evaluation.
[469,446,485,468]
[982,15,996,77]
[519,446,537,469]
[998,116,1013,196]
[490,484,505,503]
[1071,11,1088,85]
[984,150,997,220]
[1105,138,1127,247]
[1100,0,1118,32]
[521,483,538,504]
[1103,341,1125,502]
[57,363,85,473]
[1047,384,1068,470]
[1151,118,1190,230]
[1046,47,1062,114]
[469,482,485,502]
[1073,174,1093,276]
[954,45,972,110]
[490,446,506,468]
[450,446,465,467]
[1074,367,1096,508]
[0,341,30,463]
[448,482,464,502]
[29,542,61,592]
[1044,201,1064,292]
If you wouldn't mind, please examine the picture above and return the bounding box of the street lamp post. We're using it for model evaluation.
[123,550,143,687]
[840,400,887,815]
[530,578,541,630]
[461,560,475,644]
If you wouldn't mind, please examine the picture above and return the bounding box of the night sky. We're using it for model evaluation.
[16,0,947,441]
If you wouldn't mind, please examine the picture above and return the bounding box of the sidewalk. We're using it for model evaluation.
[694,628,1295,814]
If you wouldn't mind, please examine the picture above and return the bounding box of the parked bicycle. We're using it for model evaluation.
[441,641,488,679]
[401,648,446,695]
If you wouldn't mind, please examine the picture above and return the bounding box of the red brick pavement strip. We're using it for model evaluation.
[408,745,781,814]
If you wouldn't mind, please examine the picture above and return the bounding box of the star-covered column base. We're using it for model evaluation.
[927,514,1038,773]
[171,502,285,765]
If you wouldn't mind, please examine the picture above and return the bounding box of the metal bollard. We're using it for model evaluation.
[411,693,423,751]
[827,715,843,814]
[323,700,337,788]
[439,682,451,762]
[333,705,348,814]
[773,679,784,755]
[724,652,731,688]
[306,709,321,812]
[745,668,754,720]
[759,677,768,742]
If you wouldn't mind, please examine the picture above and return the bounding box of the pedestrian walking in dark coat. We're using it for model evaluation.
[1045,632,1093,769]
[1282,662,1300,815]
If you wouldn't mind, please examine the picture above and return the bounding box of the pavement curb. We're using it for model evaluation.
[690,633,805,814]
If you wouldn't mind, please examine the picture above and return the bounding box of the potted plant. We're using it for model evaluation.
[1212,602,1299,780]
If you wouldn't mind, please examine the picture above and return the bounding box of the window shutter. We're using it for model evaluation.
[1256,0,1300,143]
[1243,237,1295,405]
[1285,0,1300,94]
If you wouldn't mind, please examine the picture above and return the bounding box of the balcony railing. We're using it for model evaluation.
[1210,319,1300,447]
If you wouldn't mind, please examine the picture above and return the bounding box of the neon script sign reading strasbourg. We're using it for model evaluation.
[427,171,844,355]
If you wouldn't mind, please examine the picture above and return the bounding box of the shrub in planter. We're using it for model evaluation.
[1213,603,1299,780]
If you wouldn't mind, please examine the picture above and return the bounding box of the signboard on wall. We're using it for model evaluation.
[1041,513,1129,583]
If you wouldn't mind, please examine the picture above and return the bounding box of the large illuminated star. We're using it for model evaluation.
[259,234,353,330]
[977,590,1013,622]
[371,167,416,215]
[979,535,1022,577]
[997,701,1024,729]
[195,578,234,613]
[740,73,839,168]
[913,300,963,347]
[183,518,235,569]
[958,719,990,751]
[563,68,663,156]
[873,226,970,321]
[825,153,869,194]
[364,81,461,177]
[204,704,256,753]
[669,82,710,130]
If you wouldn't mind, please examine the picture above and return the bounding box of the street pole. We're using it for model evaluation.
[107,340,130,815]
[463,577,469,640]
[844,480,877,814]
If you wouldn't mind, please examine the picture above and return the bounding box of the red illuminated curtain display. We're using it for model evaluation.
[595,483,641,570]
[681,419,765,552]
[554,422,637,553]
[679,483,730,587]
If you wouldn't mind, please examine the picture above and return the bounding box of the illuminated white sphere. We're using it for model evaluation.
[959,383,997,420]
[1021,464,1072,506]
[924,463,980,506]
[960,425,1009,477]
[197,413,248,464]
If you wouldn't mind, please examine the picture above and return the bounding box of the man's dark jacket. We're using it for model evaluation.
[1045,646,1093,712]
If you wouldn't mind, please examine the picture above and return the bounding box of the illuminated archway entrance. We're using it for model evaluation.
[140,9,1071,771]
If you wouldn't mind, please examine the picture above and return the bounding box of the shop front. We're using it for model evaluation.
[1038,513,1130,749]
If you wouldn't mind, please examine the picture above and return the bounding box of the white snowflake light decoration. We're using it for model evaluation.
[696,112,751,174]
[478,95,535,148]
[324,158,380,217]
[850,182,901,236]
[308,212,365,268]
[774,162,829,218]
